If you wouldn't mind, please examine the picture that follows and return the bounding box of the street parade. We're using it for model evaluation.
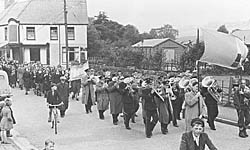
[1,0,250,150]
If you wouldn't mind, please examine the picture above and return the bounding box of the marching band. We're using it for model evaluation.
[1,58,250,139]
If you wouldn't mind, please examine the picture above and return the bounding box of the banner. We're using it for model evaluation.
[200,29,248,69]
[69,61,89,81]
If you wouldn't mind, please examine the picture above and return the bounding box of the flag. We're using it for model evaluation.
[69,61,89,81]
[200,29,249,69]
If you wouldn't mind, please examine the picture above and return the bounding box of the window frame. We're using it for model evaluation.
[50,27,58,40]
[67,27,75,40]
[26,27,36,40]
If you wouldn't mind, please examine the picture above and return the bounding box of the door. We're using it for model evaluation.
[30,48,40,62]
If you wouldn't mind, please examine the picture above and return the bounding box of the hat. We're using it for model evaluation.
[191,118,204,127]
[60,76,66,80]
[50,83,57,88]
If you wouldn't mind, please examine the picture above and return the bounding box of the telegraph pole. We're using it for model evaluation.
[64,0,69,69]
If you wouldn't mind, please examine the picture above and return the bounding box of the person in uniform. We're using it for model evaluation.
[81,69,97,114]
[107,76,123,125]
[201,78,222,130]
[95,76,109,120]
[141,78,159,138]
[233,79,250,138]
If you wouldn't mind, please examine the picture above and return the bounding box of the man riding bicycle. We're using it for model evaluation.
[47,83,63,122]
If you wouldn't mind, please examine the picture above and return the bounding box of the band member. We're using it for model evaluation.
[81,69,97,114]
[184,79,205,132]
[119,81,137,130]
[201,77,222,130]
[95,76,109,120]
[170,82,180,127]
[179,118,218,150]
[141,78,159,138]
[107,76,123,125]
[233,79,250,138]
[57,76,69,118]
[155,85,173,135]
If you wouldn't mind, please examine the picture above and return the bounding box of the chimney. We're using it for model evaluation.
[4,0,15,9]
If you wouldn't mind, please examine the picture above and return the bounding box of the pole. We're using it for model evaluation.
[196,28,201,117]
[64,0,69,69]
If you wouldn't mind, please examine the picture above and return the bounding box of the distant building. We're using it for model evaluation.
[132,38,187,71]
[0,0,88,66]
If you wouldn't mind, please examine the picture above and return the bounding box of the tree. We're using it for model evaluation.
[149,24,179,39]
[217,25,229,34]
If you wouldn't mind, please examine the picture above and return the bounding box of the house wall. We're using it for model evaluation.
[156,40,186,64]
[18,24,87,66]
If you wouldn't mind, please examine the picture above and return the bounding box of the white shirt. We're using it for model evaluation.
[192,133,200,146]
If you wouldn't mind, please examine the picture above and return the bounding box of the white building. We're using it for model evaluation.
[0,0,88,66]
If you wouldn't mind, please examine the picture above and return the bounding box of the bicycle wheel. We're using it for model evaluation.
[54,114,57,134]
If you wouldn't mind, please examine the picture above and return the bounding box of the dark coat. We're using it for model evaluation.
[23,71,32,89]
[47,90,62,106]
[141,88,157,111]
[120,89,136,114]
[107,82,122,114]
[56,82,69,103]
[233,89,250,110]
[179,131,217,150]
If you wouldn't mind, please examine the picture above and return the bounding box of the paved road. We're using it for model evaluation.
[10,88,250,150]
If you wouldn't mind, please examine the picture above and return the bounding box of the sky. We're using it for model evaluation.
[87,0,250,36]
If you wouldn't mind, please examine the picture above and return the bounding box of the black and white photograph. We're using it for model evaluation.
[0,0,250,149]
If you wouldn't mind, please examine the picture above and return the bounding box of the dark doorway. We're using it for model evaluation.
[30,48,40,62]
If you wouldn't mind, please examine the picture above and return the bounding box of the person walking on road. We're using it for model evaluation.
[107,76,123,125]
[81,69,97,114]
[57,76,69,118]
[0,98,14,144]
[233,79,250,138]
[95,76,109,120]
[141,78,159,138]
[179,118,218,150]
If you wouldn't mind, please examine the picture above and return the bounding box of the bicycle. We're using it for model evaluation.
[48,102,63,134]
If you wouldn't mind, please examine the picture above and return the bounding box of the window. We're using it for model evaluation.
[50,27,58,40]
[26,27,35,40]
[4,27,7,41]
[62,47,79,63]
[67,27,75,40]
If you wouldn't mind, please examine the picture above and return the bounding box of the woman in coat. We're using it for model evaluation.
[0,98,14,144]
[184,80,205,132]
[107,77,123,125]
[95,77,109,120]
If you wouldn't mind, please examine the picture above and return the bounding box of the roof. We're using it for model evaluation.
[231,30,250,45]
[0,0,88,25]
[132,38,186,48]
[176,36,197,44]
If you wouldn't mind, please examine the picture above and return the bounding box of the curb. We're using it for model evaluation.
[9,130,39,150]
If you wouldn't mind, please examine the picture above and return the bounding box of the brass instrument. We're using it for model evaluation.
[202,76,222,102]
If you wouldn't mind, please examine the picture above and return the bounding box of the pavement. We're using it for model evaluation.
[3,88,250,150]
